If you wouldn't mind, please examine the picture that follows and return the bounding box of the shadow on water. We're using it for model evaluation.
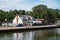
[33,28,58,40]
[0,28,60,40]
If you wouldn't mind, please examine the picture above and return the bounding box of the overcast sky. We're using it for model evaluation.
[0,0,60,11]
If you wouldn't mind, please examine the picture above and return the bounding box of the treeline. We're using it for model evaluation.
[0,10,27,21]
[30,5,60,24]
[0,4,60,24]
[0,9,27,25]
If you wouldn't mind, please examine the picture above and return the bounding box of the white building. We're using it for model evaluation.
[12,15,34,26]
[12,15,23,26]
[2,21,12,27]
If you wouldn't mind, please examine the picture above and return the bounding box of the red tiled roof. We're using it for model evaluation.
[35,19,44,21]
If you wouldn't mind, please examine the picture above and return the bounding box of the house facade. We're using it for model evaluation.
[12,15,34,26]
[2,21,12,27]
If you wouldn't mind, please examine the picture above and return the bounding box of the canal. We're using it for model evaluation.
[0,28,60,40]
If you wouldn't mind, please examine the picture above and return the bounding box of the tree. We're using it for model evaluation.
[47,9,59,23]
[31,4,60,24]
[31,5,48,24]
[32,5,48,19]
[0,10,5,21]
[18,10,26,15]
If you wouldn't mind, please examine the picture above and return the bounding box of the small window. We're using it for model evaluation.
[28,17,31,20]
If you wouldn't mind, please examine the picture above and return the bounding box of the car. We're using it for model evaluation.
[16,24,23,27]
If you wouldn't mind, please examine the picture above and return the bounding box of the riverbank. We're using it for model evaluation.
[0,24,59,33]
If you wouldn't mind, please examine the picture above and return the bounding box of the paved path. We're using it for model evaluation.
[0,25,59,31]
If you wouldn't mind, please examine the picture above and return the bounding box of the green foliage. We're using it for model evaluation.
[32,5,48,18]
[18,10,26,15]
[0,9,26,25]
[0,4,60,24]
[31,4,60,24]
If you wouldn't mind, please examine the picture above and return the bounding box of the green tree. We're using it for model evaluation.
[47,9,59,23]
[32,5,48,19]
[18,10,26,15]
[32,5,48,24]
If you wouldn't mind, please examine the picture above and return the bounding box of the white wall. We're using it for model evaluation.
[12,16,23,26]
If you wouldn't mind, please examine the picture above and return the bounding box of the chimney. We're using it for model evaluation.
[16,14,18,24]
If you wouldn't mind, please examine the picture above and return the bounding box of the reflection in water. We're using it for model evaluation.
[23,32,34,40]
[0,28,60,40]
[13,32,34,40]
[57,28,60,34]
[0,33,13,40]
[13,33,23,40]
[33,29,58,40]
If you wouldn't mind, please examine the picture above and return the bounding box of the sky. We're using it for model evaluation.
[0,0,60,11]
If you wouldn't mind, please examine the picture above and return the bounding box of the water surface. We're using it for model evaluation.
[0,28,60,40]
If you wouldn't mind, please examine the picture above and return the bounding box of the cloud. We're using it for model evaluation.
[0,0,60,11]
[37,0,60,9]
[0,0,25,11]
